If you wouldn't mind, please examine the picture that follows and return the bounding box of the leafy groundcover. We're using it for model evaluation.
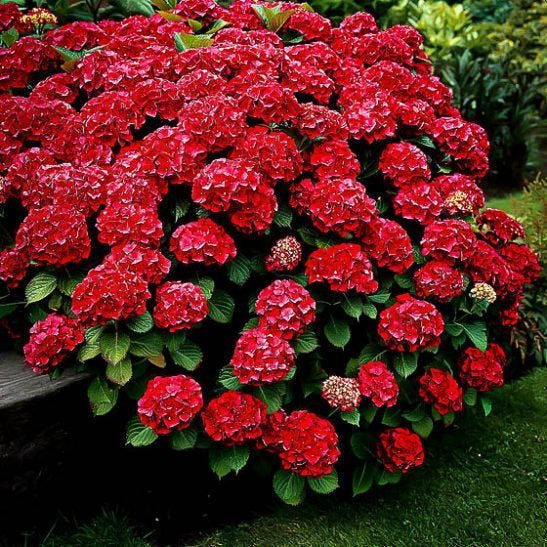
[0,0,541,505]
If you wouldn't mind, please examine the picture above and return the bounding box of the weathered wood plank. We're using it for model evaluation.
[0,352,87,408]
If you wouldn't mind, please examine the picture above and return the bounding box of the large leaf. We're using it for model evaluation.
[170,338,203,371]
[341,295,363,319]
[253,383,286,414]
[209,445,250,478]
[129,331,163,357]
[459,321,488,352]
[272,469,305,505]
[412,415,434,438]
[100,331,131,365]
[295,328,319,355]
[226,254,252,286]
[208,289,235,324]
[218,365,242,390]
[352,462,375,497]
[87,376,118,416]
[346,344,387,375]
[392,353,418,378]
[25,272,57,304]
[324,316,351,349]
[106,358,133,386]
[126,416,157,447]
[169,428,197,451]
[115,0,154,16]
[126,311,154,333]
[174,32,214,52]
[307,470,339,495]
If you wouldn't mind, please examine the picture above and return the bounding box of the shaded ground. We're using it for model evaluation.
[41,367,546,547]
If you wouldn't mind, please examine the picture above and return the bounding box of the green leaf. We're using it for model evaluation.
[381,408,401,427]
[114,0,154,16]
[341,295,363,319]
[126,311,154,333]
[352,463,374,496]
[209,445,250,478]
[78,343,101,362]
[361,406,377,424]
[174,32,214,52]
[268,9,294,32]
[25,272,57,304]
[463,388,477,406]
[170,338,203,371]
[402,405,426,423]
[350,432,372,459]
[218,366,242,390]
[57,274,84,296]
[150,0,176,9]
[459,321,488,352]
[272,469,305,505]
[341,409,360,427]
[85,325,105,344]
[445,323,464,337]
[126,416,157,447]
[367,290,391,304]
[394,274,413,289]
[226,254,252,286]
[295,328,319,355]
[346,344,387,376]
[106,358,133,386]
[273,203,293,228]
[362,302,377,319]
[173,199,191,222]
[196,276,215,300]
[392,353,418,378]
[377,469,401,486]
[87,376,118,416]
[100,331,131,365]
[324,316,351,349]
[480,396,493,416]
[169,428,197,451]
[1,26,19,48]
[241,317,260,332]
[0,303,18,319]
[412,415,434,438]
[307,469,339,494]
[204,19,231,35]
[129,331,163,357]
[208,289,235,324]
[253,384,286,414]
[413,245,426,265]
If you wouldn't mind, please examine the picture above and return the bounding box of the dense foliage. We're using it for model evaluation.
[0,0,541,504]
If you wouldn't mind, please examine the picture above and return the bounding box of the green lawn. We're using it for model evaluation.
[45,367,547,547]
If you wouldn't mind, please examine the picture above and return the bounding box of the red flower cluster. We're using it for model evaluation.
[170,218,237,266]
[201,390,267,445]
[458,344,506,392]
[476,208,526,246]
[305,244,378,294]
[255,279,315,340]
[379,142,430,188]
[418,368,463,415]
[377,427,425,474]
[378,294,444,352]
[414,260,465,303]
[261,410,340,477]
[23,313,84,374]
[153,282,208,332]
[357,361,399,408]
[138,375,203,435]
[230,327,295,384]
[421,219,476,262]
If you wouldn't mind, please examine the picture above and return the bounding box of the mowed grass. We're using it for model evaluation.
[44,367,547,547]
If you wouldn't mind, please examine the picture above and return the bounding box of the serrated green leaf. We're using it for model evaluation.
[377,469,402,485]
[25,272,57,304]
[362,302,377,319]
[115,0,154,16]
[173,199,191,222]
[368,290,391,304]
[394,274,413,289]
[106,358,133,386]
[273,469,305,505]
[208,289,235,324]
[295,328,319,355]
[204,19,231,35]
[227,254,252,286]
[209,445,250,478]
[308,469,339,494]
[402,405,426,423]
[381,407,401,427]
[346,344,387,376]
[341,409,360,427]
[324,316,351,349]
[218,365,242,390]
[129,331,163,357]
[352,462,374,496]
[169,428,197,451]
[393,353,418,378]
[459,321,488,352]
[126,416,157,447]
[126,311,154,333]
[87,376,118,416]
[196,276,215,300]
[85,325,105,344]
[174,32,213,52]
[253,383,286,414]
[480,396,492,416]
[341,295,363,319]
[170,338,203,371]
[445,323,464,337]
[100,331,130,365]
[412,415,434,438]
[58,274,84,296]
[273,203,293,228]
[78,343,101,362]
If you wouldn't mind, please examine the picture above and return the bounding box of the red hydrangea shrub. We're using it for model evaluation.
[0,1,540,504]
